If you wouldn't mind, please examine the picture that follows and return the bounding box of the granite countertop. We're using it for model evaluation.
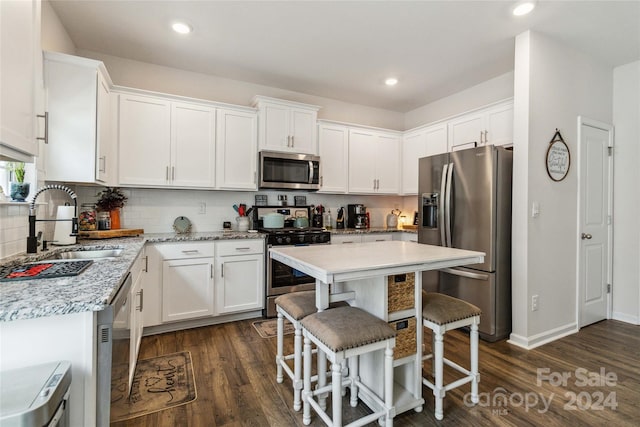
[330,227,417,235]
[0,231,265,323]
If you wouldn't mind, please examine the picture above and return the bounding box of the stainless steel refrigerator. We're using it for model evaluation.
[418,145,512,341]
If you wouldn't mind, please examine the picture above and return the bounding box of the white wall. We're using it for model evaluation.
[41,0,75,54]
[76,50,405,131]
[612,61,640,324]
[404,72,514,130]
[510,31,613,349]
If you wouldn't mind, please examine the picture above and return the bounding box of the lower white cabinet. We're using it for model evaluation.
[143,239,265,329]
[361,233,393,243]
[129,250,145,388]
[332,233,394,244]
[215,240,265,314]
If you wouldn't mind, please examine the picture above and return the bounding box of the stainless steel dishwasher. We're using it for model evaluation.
[0,361,72,427]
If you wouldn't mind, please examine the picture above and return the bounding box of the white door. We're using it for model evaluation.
[375,133,400,194]
[216,108,257,190]
[318,123,348,193]
[290,108,316,154]
[578,117,613,327]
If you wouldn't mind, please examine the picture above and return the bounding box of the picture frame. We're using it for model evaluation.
[546,129,570,182]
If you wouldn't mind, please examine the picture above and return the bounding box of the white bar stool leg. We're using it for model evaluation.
[349,356,358,407]
[293,324,303,411]
[317,348,327,411]
[384,346,394,427]
[331,361,343,427]
[302,334,312,426]
[470,321,480,403]
[434,330,444,421]
[276,312,284,383]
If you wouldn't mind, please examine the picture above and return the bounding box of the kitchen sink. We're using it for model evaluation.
[45,248,124,260]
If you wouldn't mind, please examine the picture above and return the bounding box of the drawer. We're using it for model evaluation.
[362,233,393,243]
[154,242,215,259]
[216,239,264,256]
[331,234,361,244]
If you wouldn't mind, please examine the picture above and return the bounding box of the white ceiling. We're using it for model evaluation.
[49,1,640,112]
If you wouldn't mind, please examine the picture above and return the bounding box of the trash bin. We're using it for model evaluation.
[0,361,71,427]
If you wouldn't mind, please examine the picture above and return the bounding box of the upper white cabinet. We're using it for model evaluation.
[317,122,348,193]
[348,128,400,194]
[0,0,40,160]
[118,93,216,188]
[253,96,320,154]
[44,52,115,184]
[118,90,257,190]
[216,108,258,190]
[448,100,513,151]
[401,123,447,195]
[118,93,172,186]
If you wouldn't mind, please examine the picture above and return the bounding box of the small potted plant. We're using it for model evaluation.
[95,187,127,229]
[7,162,30,202]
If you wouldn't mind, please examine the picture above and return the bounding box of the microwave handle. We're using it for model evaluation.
[309,161,314,184]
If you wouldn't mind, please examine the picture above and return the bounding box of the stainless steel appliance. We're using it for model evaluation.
[259,151,320,190]
[0,361,71,427]
[347,204,367,229]
[418,145,512,341]
[96,272,132,426]
[253,205,331,317]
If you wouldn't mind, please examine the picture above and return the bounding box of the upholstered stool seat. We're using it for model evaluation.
[422,292,481,420]
[301,306,396,427]
[275,291,348,411]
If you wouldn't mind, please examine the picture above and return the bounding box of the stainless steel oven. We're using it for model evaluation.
[254,205,331,317]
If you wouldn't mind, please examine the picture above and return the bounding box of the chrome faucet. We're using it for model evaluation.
[27,184,79,253]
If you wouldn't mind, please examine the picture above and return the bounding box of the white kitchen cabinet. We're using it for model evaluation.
[348,128,400,194]
[447,100,513,151]
[159,242,215,322]
[361,233,393,243]
[216,108,258,190]
[332,233,393,244]
[129,249,145,390]
[0,0,40,160]
[254,96,320,154]
[118,93,171,186]
[171,102,216,188]
[119,94,216,188]
[392,232,418,243]
[401,123,447,195]
[317,122,348,193]
[44,52,115,184]
[214,240,264,314]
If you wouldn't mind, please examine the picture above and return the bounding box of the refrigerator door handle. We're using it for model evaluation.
[444,162,454,247]
[439,163,448,246]
[440,267,489,281]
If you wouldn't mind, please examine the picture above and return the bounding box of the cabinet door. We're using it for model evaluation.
[216,108,258,190]
[331,234,362,244]
[129,257,144,390]
[318,124,348,193]
[96,72,112,183]
[362,233,393,243]
[119,94,171,186]
[171,102,216,188]
[348,129,377,193]
[448,113,484,152]
[215,254,264,314]
[0,0,38,157]
[401,130,427,195]
[485,102,513,146]
[162,257,215,322]
[259,102,289,151]
[375,133,400,194]
[290,108,317,154]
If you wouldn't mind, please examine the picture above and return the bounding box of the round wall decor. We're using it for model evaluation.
[546,129,570,181]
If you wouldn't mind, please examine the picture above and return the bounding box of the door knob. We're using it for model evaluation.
[581,233,592,240]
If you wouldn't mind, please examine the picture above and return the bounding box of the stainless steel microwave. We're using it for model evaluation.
[259,151,320,190]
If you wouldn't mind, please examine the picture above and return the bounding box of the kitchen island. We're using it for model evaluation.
[269,241,484,418]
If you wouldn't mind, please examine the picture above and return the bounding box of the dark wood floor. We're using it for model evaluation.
[112,319,639,426]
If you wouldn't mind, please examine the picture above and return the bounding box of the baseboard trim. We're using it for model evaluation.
[612,311,640,325]
[507,322,578,350]
[142,310,262,336]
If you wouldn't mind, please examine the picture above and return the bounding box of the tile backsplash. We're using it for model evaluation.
[0,203,46,259]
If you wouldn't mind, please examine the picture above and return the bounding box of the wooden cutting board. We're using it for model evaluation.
[78,228,144,239]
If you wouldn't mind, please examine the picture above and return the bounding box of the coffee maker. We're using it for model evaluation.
[347,204,367,229]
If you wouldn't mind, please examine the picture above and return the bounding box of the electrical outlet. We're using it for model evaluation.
[199,202,206,214]
[531,295,539,311]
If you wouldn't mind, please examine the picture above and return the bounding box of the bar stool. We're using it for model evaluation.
[301,306,396,427]
[275,291,347,411]
[421,292,481,420]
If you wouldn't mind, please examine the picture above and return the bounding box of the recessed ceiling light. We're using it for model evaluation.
[385,78,398,86]
[512,1,536,16]
[172,22,192,34]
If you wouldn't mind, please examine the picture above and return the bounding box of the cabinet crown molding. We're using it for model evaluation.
[252,95,321,111]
